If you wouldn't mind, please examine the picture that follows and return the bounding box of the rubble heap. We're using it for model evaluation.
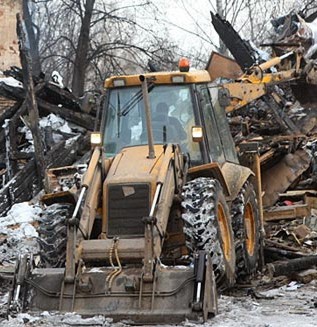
[219,10,317,279]
[0,67,97,216]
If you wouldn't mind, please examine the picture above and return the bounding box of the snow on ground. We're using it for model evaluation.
[4,313,115,327]
[210,282,317,327]
[1,203,317,326]
[1,202,317,326]
[1,280,317,326]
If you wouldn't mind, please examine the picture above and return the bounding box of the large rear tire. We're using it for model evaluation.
[182,177,235,290]
[231,181,260,280]
[37,203,73,268]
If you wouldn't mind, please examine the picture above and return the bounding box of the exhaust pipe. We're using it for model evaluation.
[139,75,155,159]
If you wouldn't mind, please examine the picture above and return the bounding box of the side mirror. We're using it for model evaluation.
[90,132,102,148]
[218,87,231,108]
[192,126,203,142]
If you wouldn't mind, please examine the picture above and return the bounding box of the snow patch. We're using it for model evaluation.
[0,202,42,265]
[39,113,72,134]
[18,113,80,152]
[0,76,23,88]
[87,267,104,273]
[0,202,42,227]
[65,134,80,146]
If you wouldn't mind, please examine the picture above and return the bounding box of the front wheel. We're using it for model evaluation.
[231,181,260,280]
[182,177,236,290]
[37,203,73,268]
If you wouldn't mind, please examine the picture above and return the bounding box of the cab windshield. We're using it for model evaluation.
[103,85,201,161]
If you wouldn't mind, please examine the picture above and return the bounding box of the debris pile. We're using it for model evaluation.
[0,67,97,216]
[214,10,317,280]
[0,65,98,277]
[1,8,317,323]
[0,65,97,318]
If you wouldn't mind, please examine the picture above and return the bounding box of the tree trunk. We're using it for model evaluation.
[22,0,41,76]
[247,0,254,41]
[71,0,95,97]
[216,0,227,55]
[17,13,46,188]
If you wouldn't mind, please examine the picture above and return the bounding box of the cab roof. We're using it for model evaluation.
[104,70,212,88]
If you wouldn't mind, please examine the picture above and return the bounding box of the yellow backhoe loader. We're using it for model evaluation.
[8,49,312,323]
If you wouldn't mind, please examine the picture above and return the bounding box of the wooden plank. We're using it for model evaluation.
[267,93,300,134]
[264,246,305,260]
[279,190,317,197]
[0,159,36,214]
[46,135,89,168]
[278,190,317,209]
[264,204,310,221]
[0,189,10,213]
[259,149,275,165]
[4,67,82,112]
[8,118,18,175]
[10,164,39,201]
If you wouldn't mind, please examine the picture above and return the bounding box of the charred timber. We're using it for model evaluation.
[37,99,95,131]
[210,11,255,69]
[0,82,94,130]
[0,134,87,215]
[0,101,21,126]
[4,66,81,113]
[267,255,317,277]
[264,246,305,262]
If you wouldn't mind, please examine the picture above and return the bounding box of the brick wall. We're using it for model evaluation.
[0,0,22,71]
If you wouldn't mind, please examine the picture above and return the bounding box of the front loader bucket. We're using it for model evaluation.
[23,262,217,323]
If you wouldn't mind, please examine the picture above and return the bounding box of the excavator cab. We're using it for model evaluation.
[103,83,201,161]
[103,73,238,166]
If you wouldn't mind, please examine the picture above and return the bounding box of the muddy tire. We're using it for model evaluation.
[182,177,236,290]
[231,181,260,280]
[37,203,73,268]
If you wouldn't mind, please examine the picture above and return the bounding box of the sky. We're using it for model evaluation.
[155,0,308,67]
[163,0,216,50]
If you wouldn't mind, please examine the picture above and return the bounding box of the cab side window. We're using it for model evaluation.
[208,86,238,164]
[198,86,225,163]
